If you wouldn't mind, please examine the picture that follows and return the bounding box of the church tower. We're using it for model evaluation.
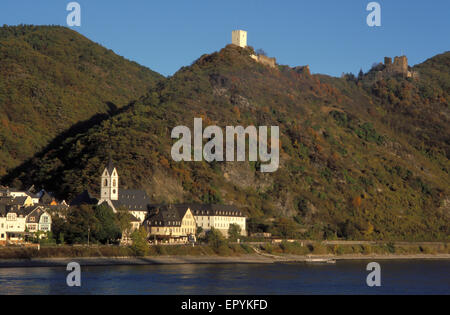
[100,159,118,201]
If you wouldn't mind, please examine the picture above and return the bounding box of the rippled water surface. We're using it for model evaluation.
[0,260,448,294]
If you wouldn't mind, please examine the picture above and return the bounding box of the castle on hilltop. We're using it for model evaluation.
[231,30,277,68]
[374,55,419,80]
[384,56,411,77]
[232,30,248,48]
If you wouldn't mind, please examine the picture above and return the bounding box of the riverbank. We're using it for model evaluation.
[0,253,449,268]
[0,241,448,267]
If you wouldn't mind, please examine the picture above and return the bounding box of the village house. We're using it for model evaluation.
[0,205,52,244]
[185,204,247,237]
[0,186,67,207]
[0,188,54,245]
[23,206,52,234]
[0,210,26,243]
[144,204,197,244]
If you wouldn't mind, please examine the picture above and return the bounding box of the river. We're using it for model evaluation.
[0,259,448,294]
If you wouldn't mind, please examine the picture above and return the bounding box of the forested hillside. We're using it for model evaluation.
[1,35,448,241]
[0,25,164,174]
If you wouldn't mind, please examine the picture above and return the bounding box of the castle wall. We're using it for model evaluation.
[258,55,276,68]
[293,65,310,75]
[250,54,276,68]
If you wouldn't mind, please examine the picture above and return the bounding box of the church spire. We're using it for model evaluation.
[107,152,115,174]
[100,150,119,202]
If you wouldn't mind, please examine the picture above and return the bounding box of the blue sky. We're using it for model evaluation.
[1,0,449,77]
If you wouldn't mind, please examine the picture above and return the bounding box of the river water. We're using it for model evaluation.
[0,260,448,295]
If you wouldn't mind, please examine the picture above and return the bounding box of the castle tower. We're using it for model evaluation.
[384,57,392,66]
[393,56,408,74]
[232,30,247,48]
[100,159,118,201]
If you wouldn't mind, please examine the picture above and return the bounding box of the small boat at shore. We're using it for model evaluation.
[305,257,336,264]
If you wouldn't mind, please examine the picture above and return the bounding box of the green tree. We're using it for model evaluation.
[272,218,298,239]
[116,210,133,241]
[358,69,364,81]
[196,226,204,238]
[130,227,149,256]
[50,215,69,244]
[94,203,121,244]
[206,227,225,250]
[228,224,241,242]
[59,232,65,245]
[65,205,99,244]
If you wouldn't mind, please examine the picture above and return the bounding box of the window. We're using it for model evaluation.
[113,179,116,187]
[104,179,108,186]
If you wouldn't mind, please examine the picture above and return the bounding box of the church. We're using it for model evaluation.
[71,160,247,240]
[97,159,150,223]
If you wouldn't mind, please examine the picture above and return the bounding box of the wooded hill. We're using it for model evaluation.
[0,25,163,174]
[1,26,449,241]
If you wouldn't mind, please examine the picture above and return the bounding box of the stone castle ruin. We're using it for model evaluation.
[230,30,310,74]
[375,55,418,80]
[231,30,277,68]
[293,65,311,75]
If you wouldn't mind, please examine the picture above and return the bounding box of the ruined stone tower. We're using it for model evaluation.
[393,56,408,74]
[232,30,247,48]
[384,57,392,66]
